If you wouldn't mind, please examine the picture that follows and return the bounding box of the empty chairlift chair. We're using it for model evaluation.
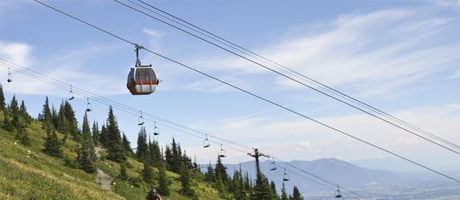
[68,85,75,101]
[335,185,342,198]
[138,111,145,126]
[283,169,290,182]
[203,134,210,148]
[86,98,92,112]
[7,67,12,83]
[270,157,277,171]
[219,144,226,158]
[153,121,160,136]
[127,44,159,95]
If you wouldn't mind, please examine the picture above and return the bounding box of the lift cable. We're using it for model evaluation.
[116,0,460,154]
[0,60,356,195]
[30,0,460,183]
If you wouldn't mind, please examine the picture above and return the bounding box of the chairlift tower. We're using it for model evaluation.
[247,148,269,187]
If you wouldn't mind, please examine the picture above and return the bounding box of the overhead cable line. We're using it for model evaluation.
[0,60,352,194]
[0,59,250,155]
[118,0,460,154]
[31,0,460,183]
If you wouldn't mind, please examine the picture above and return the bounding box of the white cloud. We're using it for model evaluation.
[0,41,125,96]
[0,41,33,66]
[176,8,459,97]
[198,104,460,166]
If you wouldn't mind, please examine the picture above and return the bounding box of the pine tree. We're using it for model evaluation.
[105,106,125,162]
[0,84,5,110]
[292,186,303,200]
[158,162,170,196]
[142,157,153,184]
[251,176,272,200]
[122,133,133,155]
[150,140,162,168]
[43,129,62,157]
[271,181,279,200]
[51,106,59,129]
[57,103,69,143]
[215,155,228,183]
[77,112,96,173]
[63,101,79,139]
[204,162,215,182]
[19,100,31,123]
[136,127,148,162]
[99,124,108,147]
[10,95,20,130]
[2,110,14,132]
[179,165,195,197]
[281,182,289,200]
[92,121,99,146]
[16,127,30,146]
[164,145,173,170]
[41,97,53,129]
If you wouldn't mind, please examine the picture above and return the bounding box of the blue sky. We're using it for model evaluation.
[0,0,459,172]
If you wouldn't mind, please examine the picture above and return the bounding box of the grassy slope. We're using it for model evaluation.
[0,119,223,200]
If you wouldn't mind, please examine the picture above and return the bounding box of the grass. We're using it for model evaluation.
[0,118,224,200]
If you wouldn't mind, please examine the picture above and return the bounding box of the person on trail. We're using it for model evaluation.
[146,188,162,200]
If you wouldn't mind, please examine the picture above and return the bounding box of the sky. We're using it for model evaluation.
[0,0,459,174]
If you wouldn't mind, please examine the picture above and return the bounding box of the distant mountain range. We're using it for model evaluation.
[213,158,460,199]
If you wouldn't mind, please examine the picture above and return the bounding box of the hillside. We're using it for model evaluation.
[0,114,223,200]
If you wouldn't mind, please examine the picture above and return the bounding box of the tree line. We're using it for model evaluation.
[0,84,306,200]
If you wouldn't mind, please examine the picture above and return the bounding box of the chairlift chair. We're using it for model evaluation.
[270,157,277,171]
[153,121,160,136]
[138,111,145,126]
[219,144,226,158]
[7,67,12,83]
[68,85,75,100]
[203,134,210,148]
[127,44,159,95]
[283,169,290,182]
[335,185,342,198]
[86,98,92,112]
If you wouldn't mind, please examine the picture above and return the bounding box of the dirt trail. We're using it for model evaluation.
[96,169,113,190]
[95,147,112,190]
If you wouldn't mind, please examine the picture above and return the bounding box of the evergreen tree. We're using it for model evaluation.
[136,126,148,162]
[142,157,153,184]
[204,162,215,182]
[292,186,303,200]
[0,84,5,110]
[157,162,170,196]
[2,110,14,132]
[164,145,173,170]
[271,181,280,200]
[16,127,30,146]
[76,112,97,173]
[281,182,289,200]
[10,95,21,130]
[179,165,195,197]
[51,106,59,129]
[99,124,108,147]
[41,97,53,129]
[149,140,163,168]
[215,155,228,183]
[105,107,125,162]
[19,100,31,123]
[57,103,69,143]
[92,121,99,146]
[251,176,272,200]
[63,101,79,139]
[43,129,62,157]
[122,133,133,155]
